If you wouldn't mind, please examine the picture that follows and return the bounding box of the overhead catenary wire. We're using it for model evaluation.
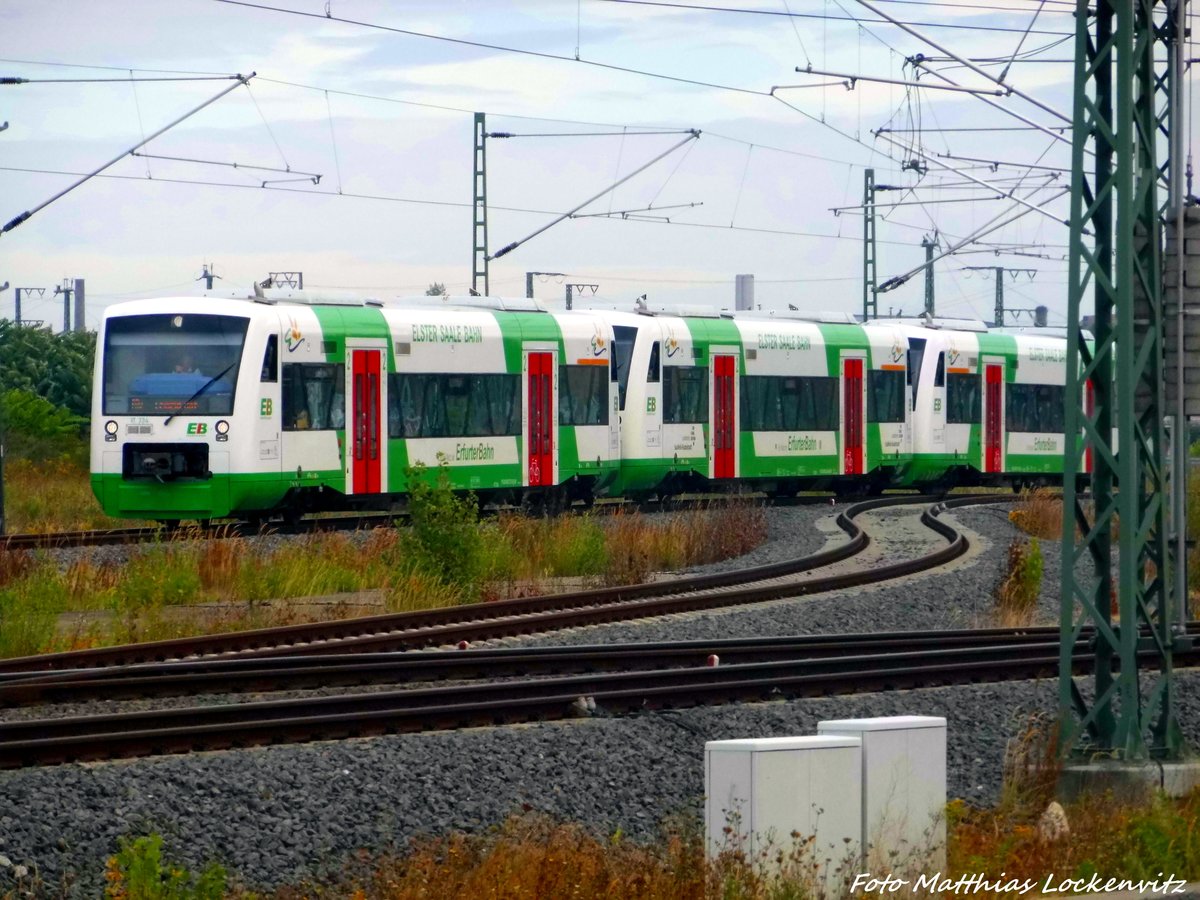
[0,164,935,248]
[873,130,1071,229]
[997,0,1047,83]
[128,70,152,179]
[0,72,256,236]
[490,131,701,259]
[877,186,1071,291]
[595,0,1072,34]
[324,90,343,194]
[213,0,774,98]
[850,0,1071,124]
[250,75,911,174]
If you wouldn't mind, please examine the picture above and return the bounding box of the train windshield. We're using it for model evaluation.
[103,314,249,416]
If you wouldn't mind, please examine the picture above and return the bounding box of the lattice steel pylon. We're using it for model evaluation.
[472,112,489,295]
[863,168,878,322]
[1059,0,1185,759]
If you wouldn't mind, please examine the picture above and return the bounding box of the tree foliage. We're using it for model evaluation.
[0,389,87,460]
[0,322,94,460]
[425,282,448,296]
[0,321,94,419]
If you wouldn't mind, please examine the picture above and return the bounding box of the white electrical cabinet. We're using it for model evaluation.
[705,735,862,890]
[816,715,947,869]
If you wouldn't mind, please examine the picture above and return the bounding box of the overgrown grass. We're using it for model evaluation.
[65,717,1200,900]
[0,500,768,658]
[4,457,138,533]
[949,716,1200,885]
[267,814,847,900]
[993,538,1044,626]
[259,778,1200,898]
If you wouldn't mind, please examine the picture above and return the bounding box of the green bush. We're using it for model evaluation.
[995,538,1044,620]
[406,462,485,597]
[104,833,226,900]
[0,388,87,461]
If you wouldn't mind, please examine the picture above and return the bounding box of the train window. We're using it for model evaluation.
[282,363,345,431]
[1006,383,1065,433]
[663,365,708,424]
[946,372,981,424]
[906,338,926,388]
[867,370,906,423]
[260,335,278,383]
[559,365,609,426]
[647,342,660,384]
[387,373,520,439]
[103,313,249,416]
[934,352,945,388]
[740,375,838,431]
[611,325,638,410]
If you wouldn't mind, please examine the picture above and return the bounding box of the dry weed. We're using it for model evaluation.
[1008,488,1063,540]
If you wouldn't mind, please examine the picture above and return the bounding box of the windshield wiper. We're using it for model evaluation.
[164,362,237,426]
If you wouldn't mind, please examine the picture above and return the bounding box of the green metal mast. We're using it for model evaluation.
[921,233,938,317]
[993,266,1004,328]
[863,168,878,322]
[472,112,489,295]
[1059,0,1183,759]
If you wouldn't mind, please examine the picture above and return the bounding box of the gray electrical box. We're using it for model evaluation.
[817,715,947,870]
[705,734,862,892]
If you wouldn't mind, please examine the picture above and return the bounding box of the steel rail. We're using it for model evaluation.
[0,494,1004,675]
[0,626,1096,706]
[0,492,907,674]
[3,638,1195,769]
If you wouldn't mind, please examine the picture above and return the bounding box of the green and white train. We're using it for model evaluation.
[91,292,1083,522]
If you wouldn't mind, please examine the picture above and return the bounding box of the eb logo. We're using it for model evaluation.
[646,397,657,413]
[187,423,208,435]
[261,398,273,417]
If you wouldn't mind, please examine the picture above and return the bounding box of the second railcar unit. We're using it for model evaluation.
[595,308,911,497]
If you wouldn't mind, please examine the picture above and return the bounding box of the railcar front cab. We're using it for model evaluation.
[93,298,285,522]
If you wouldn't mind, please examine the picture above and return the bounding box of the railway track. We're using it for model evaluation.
[0,493,1002,675]
[0,492,1081,768]
[2,625,1196,768]
[0,513,405,551]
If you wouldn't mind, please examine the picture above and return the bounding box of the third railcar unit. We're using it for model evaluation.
[91,293,1082,523]
[897,323,1088,490]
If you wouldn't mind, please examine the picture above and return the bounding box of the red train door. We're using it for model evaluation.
[527,351,554,486]
[842,358,863,475]
[713,355,736,478]
[1083,378,1094,474]
[351,349,382,494]
[985,364,1003,473]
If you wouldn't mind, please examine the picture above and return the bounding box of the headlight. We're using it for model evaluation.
[215,420,230,435]
[104,420,119,435]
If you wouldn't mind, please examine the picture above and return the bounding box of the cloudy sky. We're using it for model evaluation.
[1,0,1138,328]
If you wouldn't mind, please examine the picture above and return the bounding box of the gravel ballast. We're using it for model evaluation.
[2,495,1171,896]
